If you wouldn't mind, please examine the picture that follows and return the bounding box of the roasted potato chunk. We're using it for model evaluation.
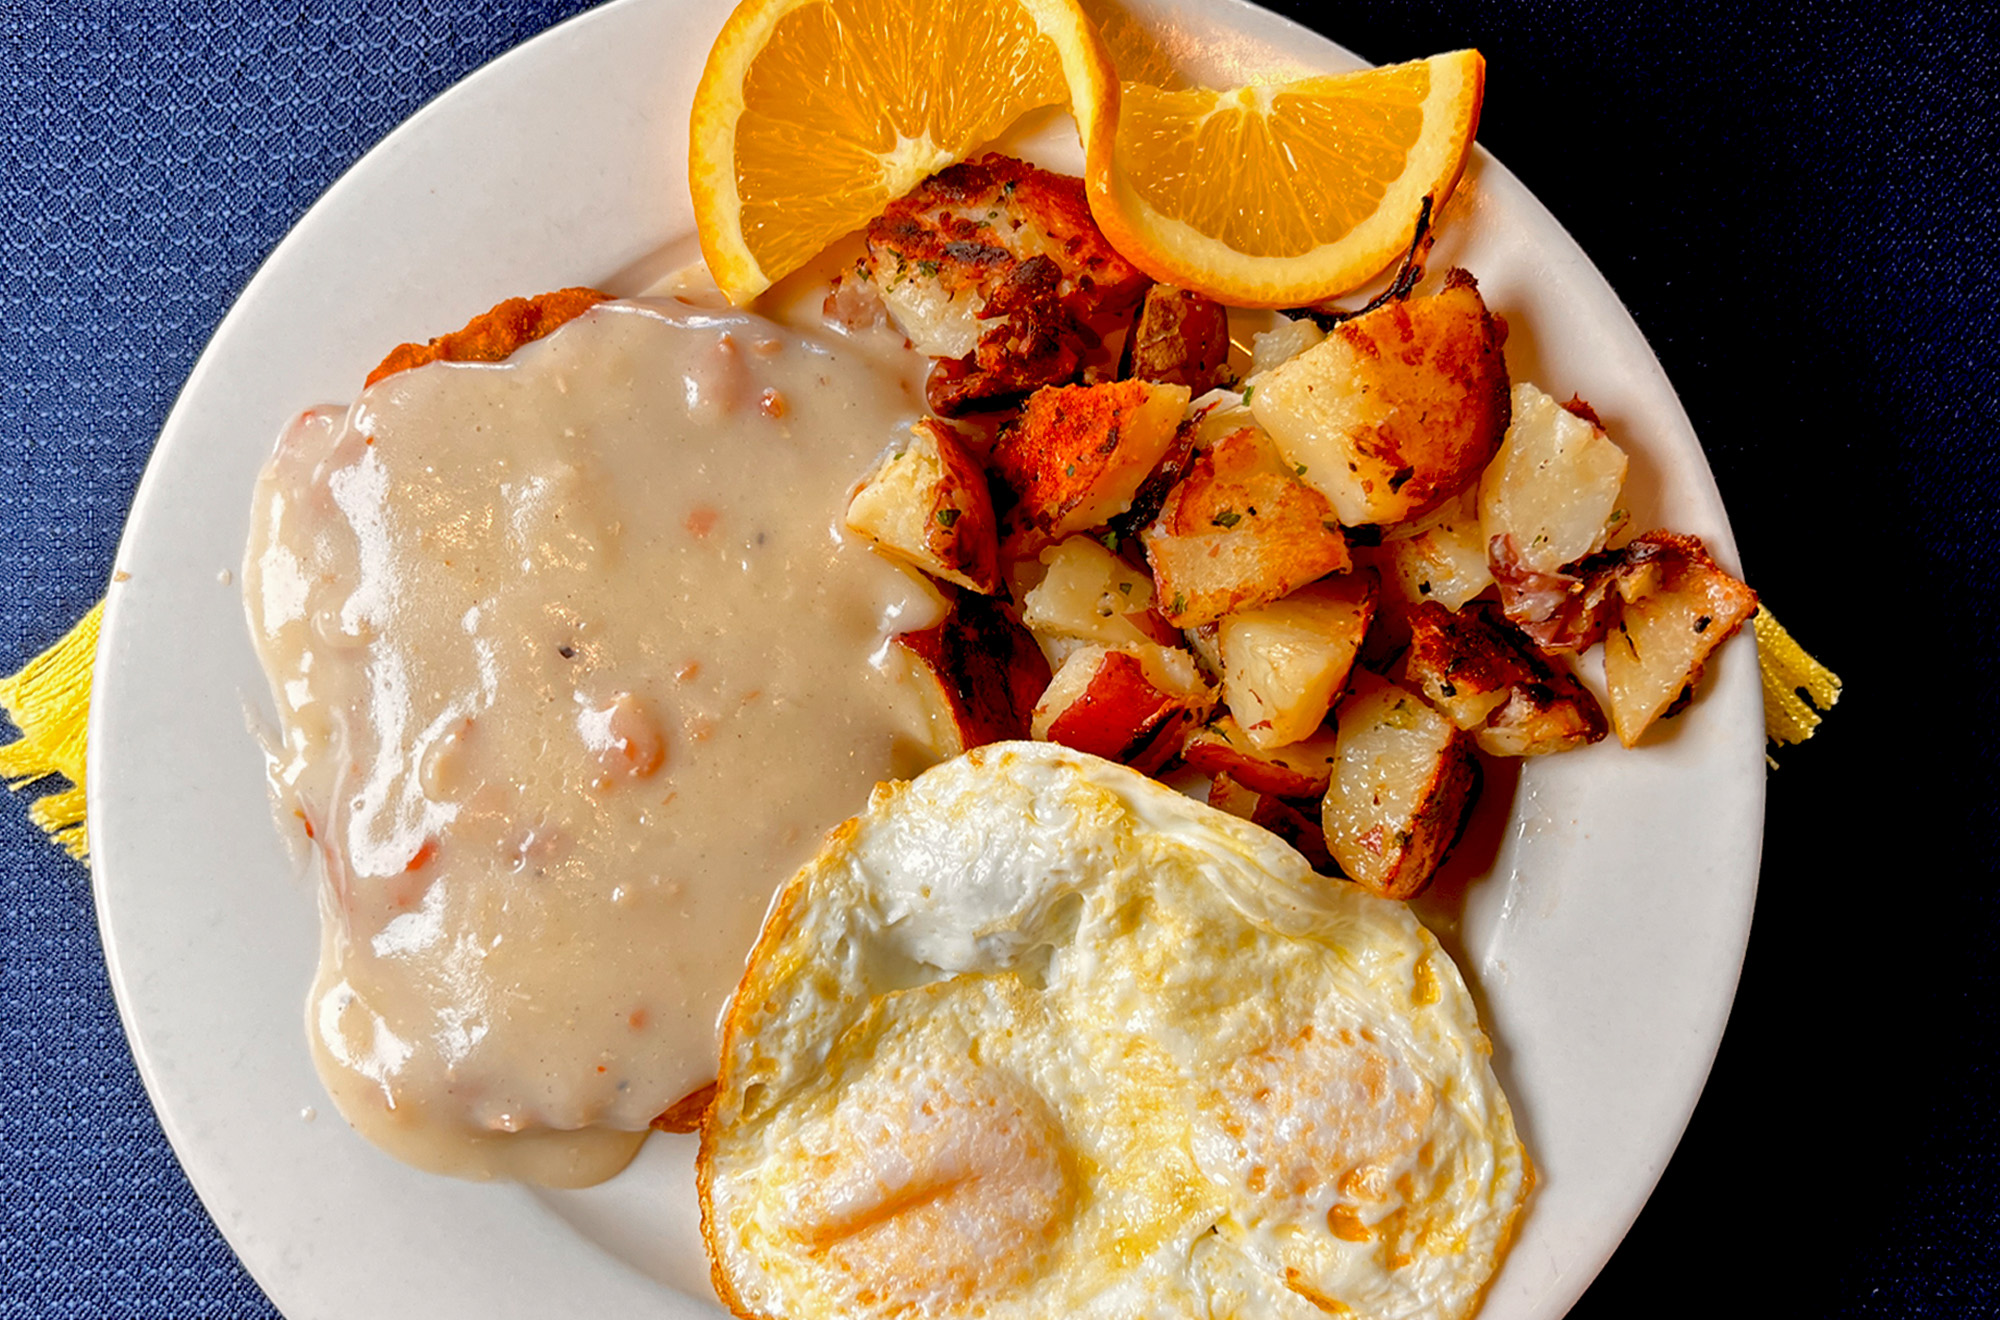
[895,591,1051,755]
[1250,269,1510,526]
[1123,285,1230,393]
[1032,642,1213,775]
[1377,487,1493,611]
[1248,315,1325,376]
[1403,601,1608,756]
[1207,772,1337,875]
[1480,382,1629,578]
[1019,535,1177,651]
[1181,713,1340,797]
[1601,533,1758,747]
[862,154,1151,415]
[1142,426,1352,628]
[1491,542,1624,652]
[994,378,1190,537]
[1217,569,1376,750]
[1322,671,1480,901]
[845,418,1000,594]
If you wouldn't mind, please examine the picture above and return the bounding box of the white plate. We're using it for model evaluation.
[88,1,1765,1316]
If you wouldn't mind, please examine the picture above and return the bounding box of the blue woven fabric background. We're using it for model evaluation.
[2,1,1993,1316]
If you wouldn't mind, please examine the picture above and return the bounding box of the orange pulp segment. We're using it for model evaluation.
[1087,51,1486,308]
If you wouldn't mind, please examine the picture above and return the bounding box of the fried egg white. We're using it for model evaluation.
[699,742,1530,1320]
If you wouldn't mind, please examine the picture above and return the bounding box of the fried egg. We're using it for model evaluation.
[699,742,1530,1320]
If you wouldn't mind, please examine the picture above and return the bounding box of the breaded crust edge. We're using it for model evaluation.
[363,286,613,388]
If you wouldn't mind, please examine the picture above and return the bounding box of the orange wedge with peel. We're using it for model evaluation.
[690,0,1118,305]
[1087,51,1486,308]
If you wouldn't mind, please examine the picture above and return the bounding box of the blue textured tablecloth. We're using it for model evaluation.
[3,2,1993,1316]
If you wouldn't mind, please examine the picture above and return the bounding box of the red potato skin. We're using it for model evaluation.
[1206,772,1337,875]
[917,419,1002,595]
[1180,724,1335,798]
[897,591,1051,751]
[1042,651,1203,775]
[1490,539,1624,652]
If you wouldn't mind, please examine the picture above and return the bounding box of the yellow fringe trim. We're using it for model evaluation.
[0,600,101,863]
[1753,607,1841,767]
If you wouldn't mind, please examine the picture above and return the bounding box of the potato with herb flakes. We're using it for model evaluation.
[994,378,1190,538]
[1480,382,1630,579]
[1403,601,1608,757]
[895,591,1050,756]
[1032,642,1214,774]
[1018,535,1177,653]
[1217,570,1376,751]
[1181,713,1340,798]
[1601,533,1758,747]
[1249,270,1509,527]
[1322,672,1480,901]
[859,154,1153,416]
[1142,425,1351,628]
[846,418,1001,594]
[1377,487,1493,611]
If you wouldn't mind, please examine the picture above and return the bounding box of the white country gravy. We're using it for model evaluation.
[243,299,947,1186]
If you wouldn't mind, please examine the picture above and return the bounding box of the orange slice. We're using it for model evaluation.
[690,0,1118,305]
[1087,51,1486,308]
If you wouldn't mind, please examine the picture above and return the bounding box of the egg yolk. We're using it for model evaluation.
[1210,1025,1435,1220]
[778,1066,1073,1310]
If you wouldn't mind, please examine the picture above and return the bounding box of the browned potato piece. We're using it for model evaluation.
[1249,792,1338,876]
[1124,285,1230,393]
[1019,535,1178,651]
[845,418,1001,594]
[1403,601,1608,756]
[1602,532,1758,747]
[1250,269,1510,526]
[1181,714,1339,797]
[1491,543,1625,653]
[1207,772,1337,875]
[895,591,1051,755]
[993,378,1190,537]
[1479,382,1629,579]
[1142,426,1351,628]
[1322,671,1480,901]
[1218,570,1376,750]
[1377,488,1493,611]
[1032,643,1213,775]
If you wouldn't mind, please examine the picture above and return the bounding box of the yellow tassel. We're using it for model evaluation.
[1753,607,1841,767]
[0,600,102,863]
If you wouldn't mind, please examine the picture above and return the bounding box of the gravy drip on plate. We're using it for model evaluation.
[243,300,943,1186]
